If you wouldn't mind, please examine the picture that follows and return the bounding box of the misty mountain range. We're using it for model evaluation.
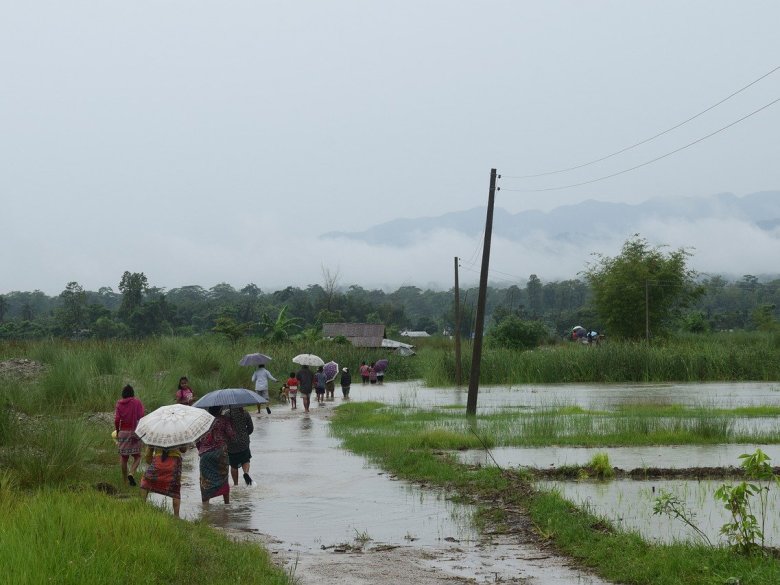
[322,191,780,247]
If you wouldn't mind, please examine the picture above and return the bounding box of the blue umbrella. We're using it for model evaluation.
[193,388,269,409]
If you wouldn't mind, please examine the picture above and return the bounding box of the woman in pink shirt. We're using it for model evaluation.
[114,384,145,486]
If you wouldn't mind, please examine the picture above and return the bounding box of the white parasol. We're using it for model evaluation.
[134,404,214,448]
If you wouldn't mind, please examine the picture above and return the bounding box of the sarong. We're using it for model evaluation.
[141,454,182,498]
[200,447,230,501]
[117,430,141,456]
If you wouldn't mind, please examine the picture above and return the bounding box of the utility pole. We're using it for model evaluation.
[454,256,462,386]
[467,168,498,416]
[645,279,650,343]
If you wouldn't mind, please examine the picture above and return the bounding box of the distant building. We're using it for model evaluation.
[399,330,431,338]
[323,323,415,355]
[322,323,385,348]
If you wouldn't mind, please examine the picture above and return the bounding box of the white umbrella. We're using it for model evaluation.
[292,353,325,367]
[135,404,214,448]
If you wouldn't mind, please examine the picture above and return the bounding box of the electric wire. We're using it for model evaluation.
[502,65,780,180]
[501,95,780,193]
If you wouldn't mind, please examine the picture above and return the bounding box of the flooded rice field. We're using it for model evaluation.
[352,380,780,411]
[149,380,780,582]
[150,403,611,584]
[539,478,780,546]
[457,444,780,470]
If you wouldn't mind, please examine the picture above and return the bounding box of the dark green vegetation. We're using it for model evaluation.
[2,243,780,343]
[331,402,780,585]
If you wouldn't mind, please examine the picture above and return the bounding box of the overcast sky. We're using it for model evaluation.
[2,1,779,296]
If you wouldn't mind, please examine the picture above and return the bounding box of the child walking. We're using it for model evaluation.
[286,372,299,410]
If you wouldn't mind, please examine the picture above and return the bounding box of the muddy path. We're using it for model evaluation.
[159,400,612,584]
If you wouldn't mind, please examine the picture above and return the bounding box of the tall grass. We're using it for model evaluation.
[0,490,291,585]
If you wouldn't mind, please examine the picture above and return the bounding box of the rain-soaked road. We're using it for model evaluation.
[149,381,612,584]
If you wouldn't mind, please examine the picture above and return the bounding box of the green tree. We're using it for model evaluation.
[118,271,148,316]
[584,235,702,339]
[0,295,7,322]
[526,274,543,316]
[488,315,549,350]
[57,281,88,334]
[212,316,250,345]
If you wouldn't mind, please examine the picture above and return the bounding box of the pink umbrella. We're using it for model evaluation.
[374,359,388,373]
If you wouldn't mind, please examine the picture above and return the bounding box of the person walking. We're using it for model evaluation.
[196,406,236,505]
[251,364,277,414]
[314,366,327,404]
[140,444,187,518]
[340,367,352,399]
[174,376,195,406]
[368,363,378,385]
[114,384,145,486]
[227,407,254,487]
[286,372,299,410]
[359,361,369,384]
[296,365,314,413]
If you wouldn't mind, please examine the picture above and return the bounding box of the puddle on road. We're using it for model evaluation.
[458,444,780,470]
[539,478,780,546]
[153,414,475,550]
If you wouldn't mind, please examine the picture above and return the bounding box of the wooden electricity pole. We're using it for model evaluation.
[454,256,462,386]
[466,168,498,416]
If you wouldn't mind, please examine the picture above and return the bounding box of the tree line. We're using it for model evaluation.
[1,238,779,342]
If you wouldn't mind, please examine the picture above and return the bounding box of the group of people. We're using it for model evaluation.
[358,361,384,384]
[113,376,256,518]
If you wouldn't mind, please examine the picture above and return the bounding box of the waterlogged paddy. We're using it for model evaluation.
[352,380,780,411]
[458,444,780,470]
[540,479,780,546]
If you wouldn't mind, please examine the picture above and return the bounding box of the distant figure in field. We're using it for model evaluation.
[227,407,254,487]
[296,365,314,413]
[359,361,369,384]
[251,364,277,414]
[174,376,195,406]
[114,384,145,486]
[340,367,352,399]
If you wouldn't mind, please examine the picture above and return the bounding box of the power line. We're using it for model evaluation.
[501,95,780,193]
[502,65,780,180]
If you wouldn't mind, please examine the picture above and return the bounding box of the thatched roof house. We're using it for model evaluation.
[322,323,385,348]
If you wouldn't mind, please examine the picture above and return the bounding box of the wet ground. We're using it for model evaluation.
[149,392,610,584]
[148,379,780,581]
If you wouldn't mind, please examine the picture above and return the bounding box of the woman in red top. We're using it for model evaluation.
[114,384,145,486]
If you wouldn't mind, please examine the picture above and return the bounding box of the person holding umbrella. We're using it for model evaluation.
[134,403,215,518]
[227,406,254,486]
[296,365,314,413]
[196,406,236,505]
[251,364,277,414]
[113,384,145,486]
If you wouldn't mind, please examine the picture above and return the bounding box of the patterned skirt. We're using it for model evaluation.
[141,454,183,498]
[117,430,141,456]
[200,447,230,501]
